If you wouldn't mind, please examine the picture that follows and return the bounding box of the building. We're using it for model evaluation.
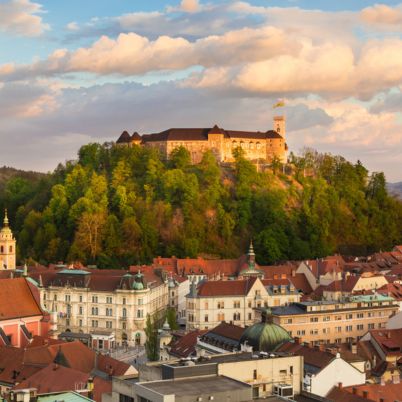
[0,210,16,270]
[0,337,136,401]
[130,351,302,400]
[278,341,366,397]
[271,294,399,344]
[116,116,287,164]
[30,267,168,347]
[0,278,51,347]
[186,274,300,331]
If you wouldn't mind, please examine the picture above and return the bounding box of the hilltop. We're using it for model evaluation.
[1,144,401,268]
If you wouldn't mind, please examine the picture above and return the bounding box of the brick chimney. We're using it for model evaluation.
[362,391,368,399]
[338,382,342,389]
[352,387,357,395]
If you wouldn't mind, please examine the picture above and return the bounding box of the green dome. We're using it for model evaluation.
[240,312,292,352]
[133,281,144,290]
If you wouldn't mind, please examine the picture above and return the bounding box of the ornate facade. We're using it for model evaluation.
[117,116,287,164]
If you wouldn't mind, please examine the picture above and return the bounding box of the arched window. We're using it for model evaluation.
[250,142,254,149]
[122,307,127,317]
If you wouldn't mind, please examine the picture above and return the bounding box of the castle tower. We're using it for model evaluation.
[0,210,16,270]
[273,116,286,140]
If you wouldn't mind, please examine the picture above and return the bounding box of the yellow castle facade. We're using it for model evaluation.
[117,116,287,164]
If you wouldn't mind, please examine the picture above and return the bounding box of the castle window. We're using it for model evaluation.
[232,141,237,147]
[250,142,254,149]
[256,142,261,149]
[0,246,3,253]
[9,246,12,253]
[240,141,245,148]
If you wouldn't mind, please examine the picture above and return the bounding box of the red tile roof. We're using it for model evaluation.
[169,330,206,358]
[327,386,375,402]
[343,381,402,402]
[370,329,402,357]
[13,364,89,394]
[196,277,258,297]
[0,278,43,321]
[204,322,245,342]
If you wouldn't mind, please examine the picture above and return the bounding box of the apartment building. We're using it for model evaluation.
[271,294,398,344]
[186,276,300,330]
[30,267,168,347]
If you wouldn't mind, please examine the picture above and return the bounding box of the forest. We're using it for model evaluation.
[1,142,401,268]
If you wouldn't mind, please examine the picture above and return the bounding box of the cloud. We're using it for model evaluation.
[180,0,200,13]
[66,21,79,31]
[0,27,300,78]
[0,0,49,36]
[361,3,402,25]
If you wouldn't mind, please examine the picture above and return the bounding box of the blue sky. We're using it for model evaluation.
[0,0,402,181]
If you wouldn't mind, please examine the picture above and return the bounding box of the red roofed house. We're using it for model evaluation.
[0,278,51,347]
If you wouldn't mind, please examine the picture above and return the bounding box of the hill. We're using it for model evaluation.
[1,144,401,268]
[387,182,402,199]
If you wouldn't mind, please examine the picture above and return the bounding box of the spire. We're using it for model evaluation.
[248,239,255,267]
[3,209,9,227]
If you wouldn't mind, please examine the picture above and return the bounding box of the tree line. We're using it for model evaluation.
[1,142,401,267]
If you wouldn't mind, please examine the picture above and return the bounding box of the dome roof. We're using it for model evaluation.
[133,281,144,290]
[239,310,292,352]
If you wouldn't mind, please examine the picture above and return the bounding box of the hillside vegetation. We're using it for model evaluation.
[1,144,401,268]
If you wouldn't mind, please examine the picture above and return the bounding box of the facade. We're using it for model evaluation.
[0,278,50,347]
[278,341,366,397]
[116,116,287,164]
[0,210,16,270]
[271,295,399,344]
[186,276,300,331]
[31,268,168,347]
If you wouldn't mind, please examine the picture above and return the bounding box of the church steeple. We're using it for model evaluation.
[0,209,16,270]
[248,240,256,268]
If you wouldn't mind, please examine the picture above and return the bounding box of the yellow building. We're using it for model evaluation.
[116,116,287,164]
[0,210,16,270]
[271,294,399,345]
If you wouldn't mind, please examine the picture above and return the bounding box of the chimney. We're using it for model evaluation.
[309,341,314,348]
[350,342,357,354]
[319,343,325,352]
[352,387,357,395]
[338,382,342,390]
[392,372,400,384]
[362,391,368,399]
[387,331,391,339]
[292,270,296,277]
[295,337,301,345]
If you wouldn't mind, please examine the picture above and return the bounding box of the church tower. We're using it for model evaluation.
[0,210,16,270]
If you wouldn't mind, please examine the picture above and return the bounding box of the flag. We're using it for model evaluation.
[273,100,285,108]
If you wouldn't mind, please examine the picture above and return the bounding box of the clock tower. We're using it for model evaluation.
[0,210,16,270]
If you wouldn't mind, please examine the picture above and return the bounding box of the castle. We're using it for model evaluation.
[116,116,287,164]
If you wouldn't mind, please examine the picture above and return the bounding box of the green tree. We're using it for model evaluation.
[144,314,158,361]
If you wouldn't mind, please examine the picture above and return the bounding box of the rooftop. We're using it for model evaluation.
[137,375,250,396]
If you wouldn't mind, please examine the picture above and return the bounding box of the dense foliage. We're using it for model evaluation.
[1,143,401,267]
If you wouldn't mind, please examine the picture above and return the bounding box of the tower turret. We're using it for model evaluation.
[0,209,16,270]
[273,116,285,139]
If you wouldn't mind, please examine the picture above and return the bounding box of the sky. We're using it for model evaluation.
[1,1,402,181]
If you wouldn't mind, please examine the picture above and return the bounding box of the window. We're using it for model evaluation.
[122,322,126,330]
[323,316,330,321]
[310,329,318,335]
[368,323,375,329]
[217,301,225,309]
[287,319,293,324]
[92,320,98,328]
[106,308,113,316]
[357,313,364,318]
[310,317,318,322]
[137,310,143,318]
[248,301,252,308]
[205,314,209,322]
[253,369,257,380]
[346,314,353,319]
[138,298,143,305]
[346,325,353,332]
[54,294,57,301]
[106,321,113,329]
[357,324,364,331]
[79,295,83,302]
[122,298,126,305]
[323,328,330,334]
[335,326,342,333]
[233,312,240,321]
[43,294,46,300]
[217,313,225,321]
[79,319,83,327]
[92,307,98,315]
[297,330,305,336]
[79,306,83,315]
[122,308,127,317]
[106,297,113,304]
[248,313,252,320]
[65,295,71,302]
[92,295,98,303]
[9,246,12,253]
[233,301,240,308]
